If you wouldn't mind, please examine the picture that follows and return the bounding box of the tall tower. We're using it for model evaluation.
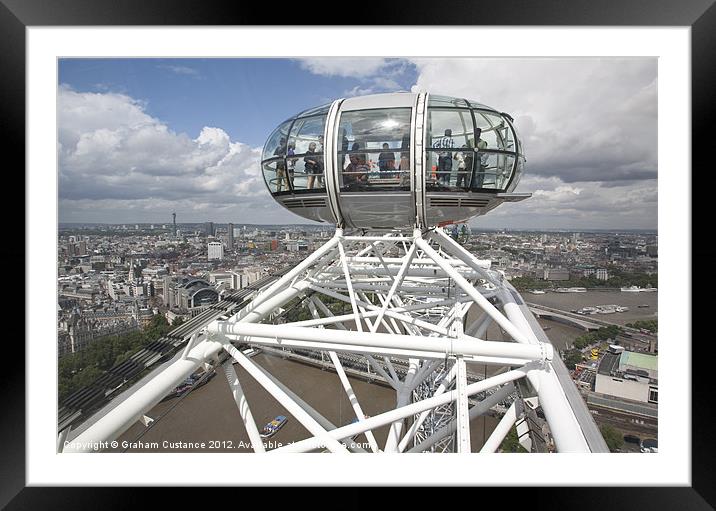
[227,223,234,250]
[172,212,177,237]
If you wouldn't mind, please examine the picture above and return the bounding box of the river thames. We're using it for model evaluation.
[113,352,500,453]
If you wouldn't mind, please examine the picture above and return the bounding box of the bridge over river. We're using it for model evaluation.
[526,304,605,331]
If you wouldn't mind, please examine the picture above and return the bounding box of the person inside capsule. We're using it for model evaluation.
[317,135,325,187]
[472,128,489,189]
[275,136,288,192]
[454,144,472,189]
[343,142,369,190]
[435,128,455,186]
[287,141,297,188]
[378,143,396,178]
[304,141,322,189]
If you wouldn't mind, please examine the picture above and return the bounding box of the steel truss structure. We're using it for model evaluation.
[63,227,607,453]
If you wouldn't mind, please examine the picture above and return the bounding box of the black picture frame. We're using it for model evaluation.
[4,0,711,506]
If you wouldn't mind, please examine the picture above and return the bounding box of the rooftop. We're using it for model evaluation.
[620,351,658,372]
[597,352,621,376]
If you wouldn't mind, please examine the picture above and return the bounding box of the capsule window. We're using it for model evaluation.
[471,153,516,191]
[426,150,475,190]
[295,103,331,118]
[262,159,290,194]
[262,120,292,162]
[288,115,327,192]
[337,108,412,191]
[473,111,513,152]
[428,95,470,108]
[288,115,326,155]
[290,149,325,192]
[426,108,474,191]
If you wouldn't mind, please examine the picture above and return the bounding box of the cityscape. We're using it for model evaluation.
[55,58,659,457]
[58,219,658,453]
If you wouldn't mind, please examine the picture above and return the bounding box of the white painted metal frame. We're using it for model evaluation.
[64,227,593,453]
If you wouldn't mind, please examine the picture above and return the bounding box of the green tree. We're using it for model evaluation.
[600,424,624,452]
[563,349,584,370]
[626,320,657,333]
[58,313,173,402]
[499,425,528,452]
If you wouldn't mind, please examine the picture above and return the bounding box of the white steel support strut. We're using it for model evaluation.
[306,298,380,452]
[239,347,368,453]
[454,355,471,453]
[222,343,350,454]
[209,322,551,362]
[273,364,536,453]
[415,236,531,345]
[222,360,265,453]
[500,290,590,452]
[480,401,519,453]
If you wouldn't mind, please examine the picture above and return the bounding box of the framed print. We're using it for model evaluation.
[5,0,713,506]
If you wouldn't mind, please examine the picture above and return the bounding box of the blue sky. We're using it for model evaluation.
[59,58,419,147]
[58,57,657,229]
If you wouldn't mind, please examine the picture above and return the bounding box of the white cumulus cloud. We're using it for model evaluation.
[410,57,658,229]
[58,85,278,223]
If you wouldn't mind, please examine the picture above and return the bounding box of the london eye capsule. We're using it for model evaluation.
[261,92,529,230]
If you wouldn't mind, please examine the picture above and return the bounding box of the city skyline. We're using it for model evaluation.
[58,57,657,229]
[58,221,658,234]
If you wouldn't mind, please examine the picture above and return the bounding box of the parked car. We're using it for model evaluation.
[640,438,658,453]
[624,434,641,444]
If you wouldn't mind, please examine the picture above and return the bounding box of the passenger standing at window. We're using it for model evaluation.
[454,144,469,188]
[472,128,489,189]
[287,142,297,187]
[316,135,325,187]
[378,143,396,178]
[275,137,288,192]
[304,141,322,189]
[435,129,454,185]
[463,149,474,189]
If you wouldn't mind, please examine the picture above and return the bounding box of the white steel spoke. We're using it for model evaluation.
[222,360,265,453]
[337,241,364,333]
[307,297,380,452]
[222,343,350,454]
[480,401,519,453]
[327,351,380,452]
[370,243,418,333]
[415,237,531,345]
[364,354,400,389]
[455,355,471,453]
[273,364,536,453]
